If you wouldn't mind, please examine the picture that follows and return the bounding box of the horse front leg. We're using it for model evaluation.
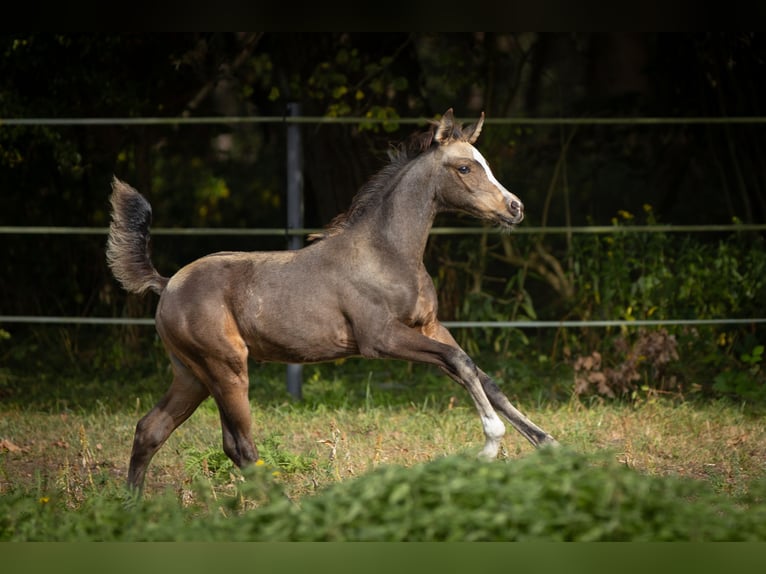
[357,322,507,460]
[430,350,508,460]
[426,322,558,451]
[441,357,508,460]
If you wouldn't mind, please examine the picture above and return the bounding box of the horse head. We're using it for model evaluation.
[431,109,524,228]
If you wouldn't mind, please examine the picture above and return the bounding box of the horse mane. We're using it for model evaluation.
[308,119,470,242]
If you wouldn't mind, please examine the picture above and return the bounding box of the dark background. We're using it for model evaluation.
[1,33,764,396]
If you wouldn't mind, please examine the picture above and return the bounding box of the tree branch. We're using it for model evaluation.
[182,32,264,117]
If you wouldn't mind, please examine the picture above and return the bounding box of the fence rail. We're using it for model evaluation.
[2,223,764,328]
[2,316,766,329]
[2,224,766,236]
[4,115,766,127]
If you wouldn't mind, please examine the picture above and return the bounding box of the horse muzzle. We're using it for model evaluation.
[504,198,524,225]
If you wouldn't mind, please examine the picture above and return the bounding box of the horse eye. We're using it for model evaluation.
[457,165,470,175]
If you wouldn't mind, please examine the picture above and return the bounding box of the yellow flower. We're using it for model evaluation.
[618,210,634,220]
[39,497,50,504]
[255,459,266,466]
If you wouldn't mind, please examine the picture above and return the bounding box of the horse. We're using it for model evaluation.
[107,109,558,492]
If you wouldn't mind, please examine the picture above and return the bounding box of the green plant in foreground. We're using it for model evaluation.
[235,447,766,541]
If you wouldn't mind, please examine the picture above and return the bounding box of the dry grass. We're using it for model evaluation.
[2,392,765,505]
[556,399,766,495]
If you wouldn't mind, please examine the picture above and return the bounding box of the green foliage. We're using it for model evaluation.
[239,448,766,541]
[713,343,765,403]
[182,445,236,484]
[258,432,316,474]
[3,448,766,541]
[571,209,766,325]
[455,267,537,356]
[564,211,766,401]
[429,212,766,404]
[283,36,412,130]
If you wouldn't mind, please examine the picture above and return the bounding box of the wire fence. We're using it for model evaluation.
[5,115,766,127]
[2,223,766,236]
[2,316,766,329]
[2,222,765,329]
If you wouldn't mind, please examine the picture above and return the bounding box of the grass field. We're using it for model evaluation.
[2,359,765,540]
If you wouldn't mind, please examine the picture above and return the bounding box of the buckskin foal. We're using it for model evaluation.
[107,109,558,491]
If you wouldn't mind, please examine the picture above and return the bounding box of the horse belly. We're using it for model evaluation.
[239,297,358,364]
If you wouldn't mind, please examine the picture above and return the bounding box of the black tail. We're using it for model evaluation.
[106,177,169,296]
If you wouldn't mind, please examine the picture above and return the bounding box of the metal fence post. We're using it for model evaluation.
[286,102,304,400]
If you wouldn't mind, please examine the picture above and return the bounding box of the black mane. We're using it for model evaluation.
[308,124,444,241]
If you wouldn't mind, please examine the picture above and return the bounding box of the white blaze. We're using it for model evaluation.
[471,147,519,204]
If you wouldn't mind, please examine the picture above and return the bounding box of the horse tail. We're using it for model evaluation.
[106,177,169,296]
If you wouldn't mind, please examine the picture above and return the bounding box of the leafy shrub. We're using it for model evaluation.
[565,211,766,401]
[571,212,766,327]
[235,448,766,541]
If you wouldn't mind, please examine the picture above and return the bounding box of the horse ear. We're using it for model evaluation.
[466,112,485,144]
[435,108,455,144]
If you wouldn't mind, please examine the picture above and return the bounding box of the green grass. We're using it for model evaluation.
[2,359,766,540]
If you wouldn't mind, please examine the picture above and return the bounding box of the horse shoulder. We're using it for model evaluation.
[411,265,439,323]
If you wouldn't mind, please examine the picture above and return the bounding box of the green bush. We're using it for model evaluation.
[571,212,766,327]
[567,218,766,401]
[235,448,766,541]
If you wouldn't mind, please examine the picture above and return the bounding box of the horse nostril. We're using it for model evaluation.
[511,200,523,215]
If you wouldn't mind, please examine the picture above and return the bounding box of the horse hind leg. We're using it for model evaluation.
[127,355,209,491]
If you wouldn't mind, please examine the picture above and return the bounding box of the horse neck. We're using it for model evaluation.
[373,159,439,263]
